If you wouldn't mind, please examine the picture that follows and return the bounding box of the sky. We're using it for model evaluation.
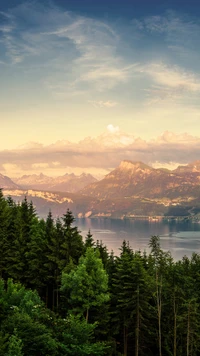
[1,0,200,178]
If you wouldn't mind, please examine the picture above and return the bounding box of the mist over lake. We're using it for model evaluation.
[75,218,200,260]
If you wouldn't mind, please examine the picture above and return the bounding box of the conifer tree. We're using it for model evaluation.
[0,189,9,278]
[95,240,109,270]
[111,244,134,356]
[43,211,56,307]
[85,230,95,249]
[148,235,172,356]
[12,197,37,285]
[61,209,84,266]
[25,216,48,291]
[4,199,21,280]
[45,216,63,310]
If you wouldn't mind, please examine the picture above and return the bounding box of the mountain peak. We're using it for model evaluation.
[119,160,152,171]
[39,173,46,178]
[0,173,20,189]
[189,161,200,171]
[175,161,200,173]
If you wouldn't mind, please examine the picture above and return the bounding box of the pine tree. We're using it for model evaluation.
[43,211,56,307]
[85,230,95,249]
[25,217,48,292]
[95,240,109,270]
[111,245,134,356]
[0,189,9,278]
[4,199,21,280]
[12,197,37,285]
[148,235,172,356]
[44,216,63,310]
[61,210,84,266]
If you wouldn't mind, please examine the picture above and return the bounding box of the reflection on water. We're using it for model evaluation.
[75,218,200,260]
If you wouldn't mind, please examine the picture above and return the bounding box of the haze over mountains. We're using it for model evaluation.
[13,172,97,193]
[0,174,19,190]
[1,160,200,219]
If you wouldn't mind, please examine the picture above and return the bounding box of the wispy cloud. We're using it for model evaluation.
[0,1,200,154]
[142,63,200,92]
[130,11,200,105]
[42,14,134,93]
[0,2,136,98]
[139,63,200,104]
[1,2,199,103]
[132,11,200,49]
[88,100,118,108]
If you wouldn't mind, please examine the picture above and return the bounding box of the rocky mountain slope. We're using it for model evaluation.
[0,173,20,189]
[81,160,200,200]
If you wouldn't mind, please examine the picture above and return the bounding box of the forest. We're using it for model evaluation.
[0,188,200,356]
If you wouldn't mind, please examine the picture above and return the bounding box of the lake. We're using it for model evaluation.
[75,218,200,260]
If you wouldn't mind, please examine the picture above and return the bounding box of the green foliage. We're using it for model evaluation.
[111,244,155,355]
[2,189,200,355]
[61,209,84,266]
[95,240,109,270]
[59,315,107,355]
[6,329,23,356]
[61,248,109,321]
[85,229,95,249]
[0,190,10,278]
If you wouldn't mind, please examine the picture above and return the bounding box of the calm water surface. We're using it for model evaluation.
[75,218,200,260]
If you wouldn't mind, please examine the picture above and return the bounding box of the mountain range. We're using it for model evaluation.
[12,172,97,192]
[2,160,200,219]
[81,160,200,200]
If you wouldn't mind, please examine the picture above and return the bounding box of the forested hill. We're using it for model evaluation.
[1,188,200,355]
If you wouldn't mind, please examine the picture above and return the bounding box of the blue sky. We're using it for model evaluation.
[2,0,200,19]
[0,0,200,177]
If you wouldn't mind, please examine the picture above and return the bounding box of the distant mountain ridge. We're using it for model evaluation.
[174,161,200,173]
[0,173,20,189]
[3,160,200,219]
[13,172,97,193]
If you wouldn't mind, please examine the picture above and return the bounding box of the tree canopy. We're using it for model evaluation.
[0,191,200,355]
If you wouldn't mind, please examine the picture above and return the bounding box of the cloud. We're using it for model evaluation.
[17,142,44,150]
[0,2,129,93]
[88,100,117,108]
[142,63,200,92]
[2,163,18,175]
[107,124,120,133]
[152,161,187,171]
[1,2,200,112]
[0,1,141,102]
[136,62,200,106]
[154,131,200,144]
[0,1,200,160]
[129,11,200,105]
[132,11,200,50]
[32,163,49,169]
[1,129,200,177]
